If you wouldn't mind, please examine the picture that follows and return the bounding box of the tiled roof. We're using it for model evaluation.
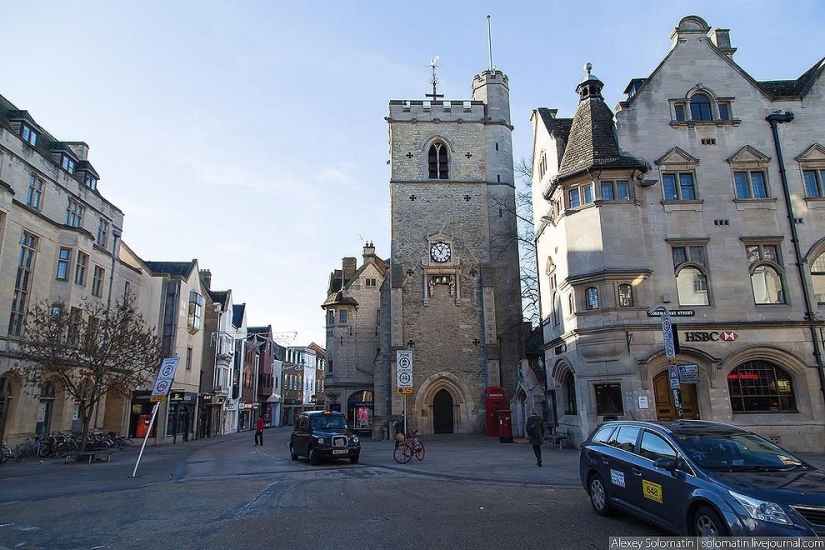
[758,57,824,98]
[557,97,648,181]
[536,107,573,139]
[208,289,229,306]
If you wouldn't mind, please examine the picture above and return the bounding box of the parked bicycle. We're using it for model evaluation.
[0,440,12,464]
[393,430,425,464]
[15,434,48,459]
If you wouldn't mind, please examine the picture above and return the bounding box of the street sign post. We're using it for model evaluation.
[133,357,179,478]
[396,350,414,434]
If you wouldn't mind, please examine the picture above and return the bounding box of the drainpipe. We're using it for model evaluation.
[765,111,825,401]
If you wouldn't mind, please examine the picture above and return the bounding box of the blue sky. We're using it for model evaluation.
[4,1,822,346]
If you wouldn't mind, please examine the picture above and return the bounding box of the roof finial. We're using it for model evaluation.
[584,62,592,76]
[426,56,444,101]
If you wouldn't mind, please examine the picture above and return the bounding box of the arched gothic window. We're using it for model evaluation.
[428,141,449,179]
[727,361,796,413]
[747,244,785,305]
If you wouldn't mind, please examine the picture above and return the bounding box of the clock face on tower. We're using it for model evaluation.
[430,242,451,263]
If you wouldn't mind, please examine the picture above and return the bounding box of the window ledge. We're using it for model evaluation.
[734,198,777,210]
[804,197,825,209]
[661,200,704,213]
[669,119,741,128]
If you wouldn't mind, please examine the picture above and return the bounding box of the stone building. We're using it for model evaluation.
[0,92,137,445]
[322,242,388,434]
[531,15,825,451]
[376,68,524,436]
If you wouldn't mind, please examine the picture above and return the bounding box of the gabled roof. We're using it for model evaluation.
[145,260,198,279]
[322,255,388,308]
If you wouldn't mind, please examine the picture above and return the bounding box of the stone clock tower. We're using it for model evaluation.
[377,69,523,435]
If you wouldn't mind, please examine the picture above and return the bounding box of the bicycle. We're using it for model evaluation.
[0,440,12,464]
[393,430,425,464]
[15,434,47,459]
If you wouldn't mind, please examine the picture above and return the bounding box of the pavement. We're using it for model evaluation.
[2,427,825,501]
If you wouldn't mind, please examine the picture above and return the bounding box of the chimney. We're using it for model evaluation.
[65,142,89,161]
[710,28,736,57]
[342,257,357,283]
[363,241,376,264]
[200,269,212,289]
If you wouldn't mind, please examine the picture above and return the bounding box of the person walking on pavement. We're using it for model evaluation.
[254,415,265,446]
[526,409,545,467]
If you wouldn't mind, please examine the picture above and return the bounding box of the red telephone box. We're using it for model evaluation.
[485,387,507,436]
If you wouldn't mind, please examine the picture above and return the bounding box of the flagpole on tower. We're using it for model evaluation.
[487,15,494,71]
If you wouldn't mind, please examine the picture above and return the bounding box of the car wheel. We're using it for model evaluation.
[694,506,728,537]
[350,453,360,464]
[588,473,612,516]
[308,448,320,466]
[289,444,298,461]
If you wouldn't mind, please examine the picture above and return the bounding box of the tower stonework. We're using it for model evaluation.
[378,69,523,435]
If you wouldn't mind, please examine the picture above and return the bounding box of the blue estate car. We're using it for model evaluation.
[579,420,825,537]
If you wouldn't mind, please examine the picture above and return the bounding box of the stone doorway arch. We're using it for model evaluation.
[432,390,454,433]
[415,372,475,435]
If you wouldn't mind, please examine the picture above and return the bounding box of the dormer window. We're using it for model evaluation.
[84,174,97,190]
[61,155,76,174]
[21,123,38,146]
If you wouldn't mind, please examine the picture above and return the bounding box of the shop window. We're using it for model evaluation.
[728,361,797,413]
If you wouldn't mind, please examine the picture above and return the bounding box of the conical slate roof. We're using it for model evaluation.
[557,64,647,181]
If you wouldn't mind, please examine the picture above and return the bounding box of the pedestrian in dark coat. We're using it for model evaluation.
[254,416,265,446]
[525,410,545,467]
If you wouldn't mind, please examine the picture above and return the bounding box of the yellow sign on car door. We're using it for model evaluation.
[643,480,663,504]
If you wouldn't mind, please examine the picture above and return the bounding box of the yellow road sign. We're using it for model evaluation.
[396,388,413,394]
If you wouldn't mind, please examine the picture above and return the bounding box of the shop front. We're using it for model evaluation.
[129,390,155,439]
[348,390,373,437]
[167,391,196,443]
[198,393,226,438]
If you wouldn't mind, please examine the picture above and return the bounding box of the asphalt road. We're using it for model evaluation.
[0,428,664,549]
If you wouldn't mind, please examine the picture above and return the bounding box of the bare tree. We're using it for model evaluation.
[488,157,539,326]
[15,292,161,451]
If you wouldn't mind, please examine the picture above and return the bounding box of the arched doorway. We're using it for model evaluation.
[432,389,454,433]
[653,371,700,420]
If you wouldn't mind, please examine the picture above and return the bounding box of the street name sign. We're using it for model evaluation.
[647,309,695,317]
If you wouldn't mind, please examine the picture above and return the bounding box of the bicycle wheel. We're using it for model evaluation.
[16,443,32,458]
[393,442,412,464]
[414,442,425,461]
[119,438,135,451]
[38,442,52,458]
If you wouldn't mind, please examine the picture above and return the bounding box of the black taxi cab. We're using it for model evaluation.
[289,410,361,465]
[579,420,825,537]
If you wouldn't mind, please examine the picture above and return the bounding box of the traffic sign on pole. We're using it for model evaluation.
[150,357,180,402]
[396,350,413,391]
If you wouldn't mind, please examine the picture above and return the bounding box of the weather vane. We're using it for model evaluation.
[426,56,444,101]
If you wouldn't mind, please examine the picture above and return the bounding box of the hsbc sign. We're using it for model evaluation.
[684,330,738,342]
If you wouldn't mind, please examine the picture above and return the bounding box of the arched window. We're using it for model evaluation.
[585,287,599,310]
[618,284,634,307]
[676,267,709,305]
[690,93,713,121]
[811,252,825,303]
[40,382,55,400]
[747,244,785,304]
[428,141,449,179]
[563,371,577,415]
[727,361,796,413]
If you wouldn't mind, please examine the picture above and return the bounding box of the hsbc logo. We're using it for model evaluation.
[684,330,738,342]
